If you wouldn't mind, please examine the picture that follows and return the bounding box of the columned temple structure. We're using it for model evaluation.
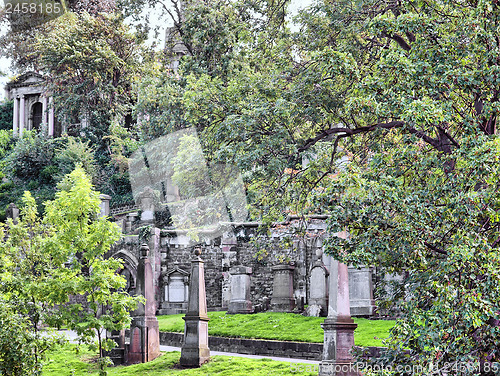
[5,72,61,137]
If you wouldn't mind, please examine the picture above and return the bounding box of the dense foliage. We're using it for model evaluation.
[129,0,500,373]
[0,101,13,131]
[36,11,141,143]
[0,168,140,374]
[2,0,500,373]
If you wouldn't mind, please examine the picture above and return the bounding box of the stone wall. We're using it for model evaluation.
[156,331,384,360]
[110,217,377,316]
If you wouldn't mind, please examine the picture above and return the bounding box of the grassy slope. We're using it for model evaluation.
[157,312,395,347]
[43,345,317,376]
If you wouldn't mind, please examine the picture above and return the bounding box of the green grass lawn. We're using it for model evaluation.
[42,345,317,376]
[157,312,394,347]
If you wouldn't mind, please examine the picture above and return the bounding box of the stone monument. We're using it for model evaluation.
[99,194,111,218]
[228,266,253,314]
[319,259,360,376]
[159,263,190,315]
[127,244,161,364]
[306,248,329,317]
[137,187,156,223]
[271,263,295,312]
[180,247,210,367]
[348,266,376,317]
[6,203,19,224]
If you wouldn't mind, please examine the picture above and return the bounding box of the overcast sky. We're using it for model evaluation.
[0,0,312,100]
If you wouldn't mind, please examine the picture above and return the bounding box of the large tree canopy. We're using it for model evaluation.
[36,11,141,141]
[131,0,500,373]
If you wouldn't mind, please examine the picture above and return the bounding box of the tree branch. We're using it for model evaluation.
[424,241,448,256]
[381,31,412,51]
[298,120,405,152]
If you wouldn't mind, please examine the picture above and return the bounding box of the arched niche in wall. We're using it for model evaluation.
[31,102,43,130]
[112,250,139,295]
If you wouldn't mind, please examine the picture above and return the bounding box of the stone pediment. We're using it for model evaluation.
[6,72,45,89]
[163,262,190,281]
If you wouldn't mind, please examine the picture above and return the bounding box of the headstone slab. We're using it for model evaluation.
[137,187,156,223]
[6,203,19,223]
[348,266,376,317]
[99,194,111,217]
[307,261,329,317]
[159,263,190,315]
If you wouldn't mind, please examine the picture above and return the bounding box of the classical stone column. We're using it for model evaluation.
[127,244,161,364]
[319,259,360,376]
[271,264,295,312]
[19,95,25,138]
[13,97,19,137]
[228,266,253,314]
[180,247,210,367]
[48,97,54,137]
[41,95,48,131]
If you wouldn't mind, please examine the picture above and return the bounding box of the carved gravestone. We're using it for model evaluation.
[348,266,376,317]
[307,249,329,317]
[159,263,190,315]
[137,187,156,223]
[99,194,111,217]
[6,203,19,224]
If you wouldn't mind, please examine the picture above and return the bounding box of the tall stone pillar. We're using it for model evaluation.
[228,266,253,314]
[127,244,161,364]
[48,97,54,137]
[19,95,25,138]
[13,97,19,137]
[319,259,359,376]
[180,247,210,367]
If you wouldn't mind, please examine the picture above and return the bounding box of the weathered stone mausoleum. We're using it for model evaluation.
[5,72,63,137]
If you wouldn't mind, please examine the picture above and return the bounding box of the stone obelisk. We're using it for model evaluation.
[319,259,360,376]
[180,247,210,367]
[127,243,161,364]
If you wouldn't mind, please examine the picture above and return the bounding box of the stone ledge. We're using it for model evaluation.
[158,331,384,360]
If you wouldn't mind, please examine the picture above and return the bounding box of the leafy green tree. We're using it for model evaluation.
[0,191,66,375]
[0,167,139,374]
[43,167,140,361]
[0,298,50,376]
[0,101,13,131]
[131,0,500,373]
[35,11,141,143]
[0,0,116,72]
